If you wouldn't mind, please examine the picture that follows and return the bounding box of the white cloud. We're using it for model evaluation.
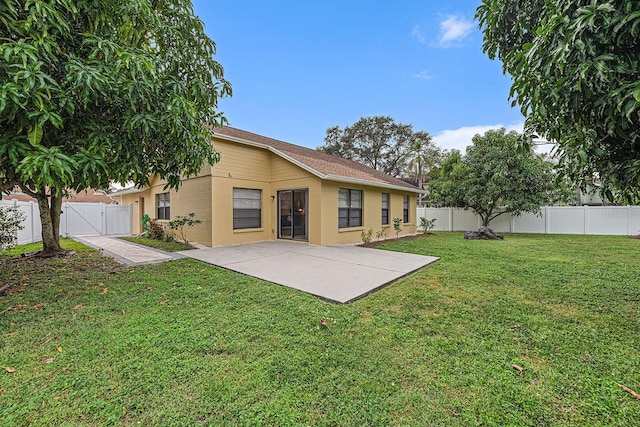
[412,70,432,80]
[437,15,473,47]
[411,25,427,44]
[433,122,525,152]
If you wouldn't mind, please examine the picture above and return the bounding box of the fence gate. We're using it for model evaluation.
[61,202,105,236]
[1,200,131,244]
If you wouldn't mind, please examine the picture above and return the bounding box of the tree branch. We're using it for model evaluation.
[0,179,19,194]
[19,185,49,202]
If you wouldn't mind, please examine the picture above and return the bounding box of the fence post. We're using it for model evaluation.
[101,203,107,235]
[583,205,588,235]
[449,208,453,231]
[545,206,550,234]
[30,201,35,243]
[62,202,67,237]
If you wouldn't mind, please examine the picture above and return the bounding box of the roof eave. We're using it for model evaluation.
[324,175,423,193]
[111,186,147,196]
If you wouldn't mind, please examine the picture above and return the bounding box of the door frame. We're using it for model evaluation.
[277,189,308,241]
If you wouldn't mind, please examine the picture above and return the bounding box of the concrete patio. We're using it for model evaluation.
[180,240,439,303]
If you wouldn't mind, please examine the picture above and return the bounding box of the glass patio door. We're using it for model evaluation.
[278,189,307,241]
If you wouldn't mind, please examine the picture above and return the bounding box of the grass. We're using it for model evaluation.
[1,234,638,426]
[119,235,194,252]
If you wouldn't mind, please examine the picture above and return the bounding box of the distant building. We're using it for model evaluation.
[2,188,118,204]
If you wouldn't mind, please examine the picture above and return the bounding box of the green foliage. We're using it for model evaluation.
[360,227,374,244]
[318,116,434,177]
[429,128,570,226]
[419,217,436,234]
[375,228,388,241]
[0,205,25,251]
[168,212,201,244]
[392,217,402,237]
[2,234,639,425]
[147,218,165,241]
[0,0,231,251]
[477,0,640,202]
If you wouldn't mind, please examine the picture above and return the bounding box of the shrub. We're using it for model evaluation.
[360,227,373,244]
[419,217,437,234]
[0,205,26,251]
[147,218,165,240]
[393,217,402,238]
[168,213,201,244]
[376,228,387,241]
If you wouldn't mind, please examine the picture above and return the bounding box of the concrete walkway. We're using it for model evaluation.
[180,241,439,303]
[74,235,183,265]
[74,237,439,303]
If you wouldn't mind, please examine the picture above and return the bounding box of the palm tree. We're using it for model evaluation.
[405,137,443,206]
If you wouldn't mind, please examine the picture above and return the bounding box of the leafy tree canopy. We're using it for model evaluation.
[429,128,573,226]
[0,0,231,253]
[476,0,640,202]
[318,116,435,177]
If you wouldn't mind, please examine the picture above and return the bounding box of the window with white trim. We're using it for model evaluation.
[233,188,262,229]
[338,188,362,228]
[403,195,410,223]
[157,193,170,220]
[381,193,389,225]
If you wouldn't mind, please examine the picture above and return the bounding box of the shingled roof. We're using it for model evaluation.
[213,127,419,192]
[2,188,117,204]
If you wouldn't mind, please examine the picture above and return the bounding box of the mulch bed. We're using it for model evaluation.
[358,233,436,248]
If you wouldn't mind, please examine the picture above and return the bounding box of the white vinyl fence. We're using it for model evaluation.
[417,206,640,236]
[0,200,131,245]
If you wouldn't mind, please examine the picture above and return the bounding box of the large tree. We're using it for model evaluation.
[318,116,433,177]
[476,0,640,202]
[0,0,231,254]
[429,129,570,226]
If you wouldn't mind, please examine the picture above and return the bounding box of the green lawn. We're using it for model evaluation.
[1,234,638,426]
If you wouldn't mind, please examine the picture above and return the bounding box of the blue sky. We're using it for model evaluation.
[191,0,525,152]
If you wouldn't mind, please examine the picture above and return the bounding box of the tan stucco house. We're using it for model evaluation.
[118,127,420,247]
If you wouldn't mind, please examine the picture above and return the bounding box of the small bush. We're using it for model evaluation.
[147,218,165,240]
[0,205,26,251]
[419,217,437,234]
[376,228,387,241]
[393,217,402,238]
[361,227,373,244]
[168,213,201,244]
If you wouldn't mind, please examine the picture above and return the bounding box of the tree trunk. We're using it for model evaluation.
[33,189,64,255]
[50,194,62,247]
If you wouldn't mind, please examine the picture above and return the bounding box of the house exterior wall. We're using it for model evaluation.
[269,155,323,245]
[208,139,272,246]
[319,180,416,245]
[120,137,417,247]
[208,139,327,246]
[121,171,214,245]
